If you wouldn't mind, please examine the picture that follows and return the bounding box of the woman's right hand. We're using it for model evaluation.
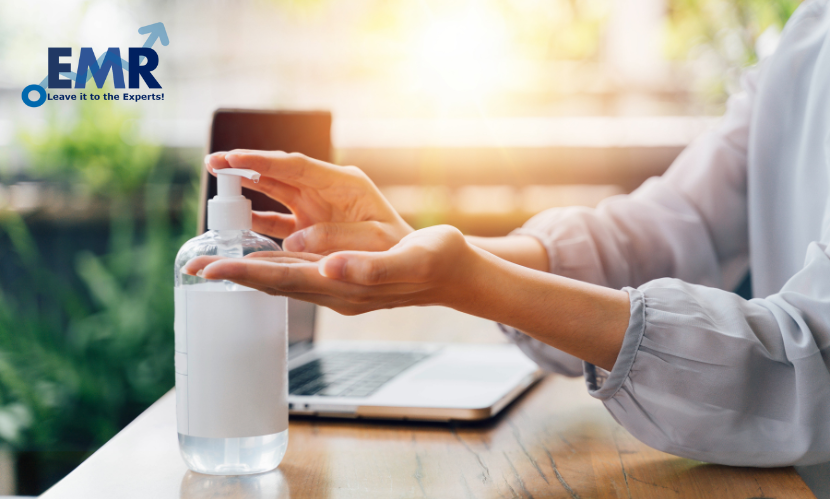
[206,150,413,254]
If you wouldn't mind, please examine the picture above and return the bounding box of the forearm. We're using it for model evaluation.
[465,235,548,272]
[453,245,630,371]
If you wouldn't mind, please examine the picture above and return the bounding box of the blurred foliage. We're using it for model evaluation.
[665,0,799,63]
[19,89,161,196]
[664,0,800,103]
[361,0,611,61]
[0,99,197,471]
[496,0,611,61]
[355,0,796,110]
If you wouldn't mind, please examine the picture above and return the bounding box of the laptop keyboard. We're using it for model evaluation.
[289,351,431,398]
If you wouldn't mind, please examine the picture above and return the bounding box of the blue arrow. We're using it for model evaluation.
[35,22,168,88]
[137,22,169,65]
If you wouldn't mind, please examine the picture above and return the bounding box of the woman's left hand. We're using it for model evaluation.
[182,225,481,315]
[183,224,631,370]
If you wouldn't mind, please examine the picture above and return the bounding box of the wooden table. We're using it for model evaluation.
[42,307,816,498]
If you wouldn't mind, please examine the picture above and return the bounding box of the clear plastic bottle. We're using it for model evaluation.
[174,169,288,475]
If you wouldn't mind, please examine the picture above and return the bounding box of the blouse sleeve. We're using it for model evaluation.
[598,245,830,467]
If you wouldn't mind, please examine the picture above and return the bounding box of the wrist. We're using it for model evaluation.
[444,241,512,317]
[464,250,630,370]
[465,235,548,271]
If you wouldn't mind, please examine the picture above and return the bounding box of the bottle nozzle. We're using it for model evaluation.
[215,169,261,198]
[209,169,261,231]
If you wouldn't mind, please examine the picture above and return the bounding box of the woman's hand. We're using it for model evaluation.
[183,223,631,370]
[183,225,479,315]
[205,150,413,254]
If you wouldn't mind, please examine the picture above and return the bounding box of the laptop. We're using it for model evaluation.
[200,109,543,421]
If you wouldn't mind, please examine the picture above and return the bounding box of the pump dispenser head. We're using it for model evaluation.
[208,169,261,230]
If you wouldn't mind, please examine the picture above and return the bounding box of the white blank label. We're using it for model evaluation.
[175,284,287,438]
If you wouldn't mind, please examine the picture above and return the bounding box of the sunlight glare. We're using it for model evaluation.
[417,6,508,100]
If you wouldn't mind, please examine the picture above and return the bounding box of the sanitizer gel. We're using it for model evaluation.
[174,168,288,475]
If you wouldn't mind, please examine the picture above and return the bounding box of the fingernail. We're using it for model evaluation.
[321,257,346,280]
[196,269,205,278]
[284,231,306,252]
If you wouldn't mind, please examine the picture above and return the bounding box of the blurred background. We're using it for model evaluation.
[0,0,797,494]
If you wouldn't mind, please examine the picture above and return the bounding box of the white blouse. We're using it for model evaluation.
[503,0,830,467]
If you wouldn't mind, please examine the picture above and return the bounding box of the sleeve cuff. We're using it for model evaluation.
[509,227,558,275]
[584,286,646,400]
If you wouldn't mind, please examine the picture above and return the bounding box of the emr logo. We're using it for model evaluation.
[22,22,168,108]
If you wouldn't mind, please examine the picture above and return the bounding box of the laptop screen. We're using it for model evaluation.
[203,109,332,347]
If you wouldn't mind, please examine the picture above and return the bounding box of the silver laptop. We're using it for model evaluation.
[202,109,543,421]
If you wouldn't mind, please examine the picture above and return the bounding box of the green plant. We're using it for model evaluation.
[1,99,199,492]
[0,178,179,450]
[18,89,161,196]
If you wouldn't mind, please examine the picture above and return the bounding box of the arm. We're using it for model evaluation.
[445,99,759,371]
[463,244,630,370]
[184,225,630,371]
[465,235,548,271]
[446,65,758,377]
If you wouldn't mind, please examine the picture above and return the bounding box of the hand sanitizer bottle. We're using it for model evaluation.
[173,168,288,475]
